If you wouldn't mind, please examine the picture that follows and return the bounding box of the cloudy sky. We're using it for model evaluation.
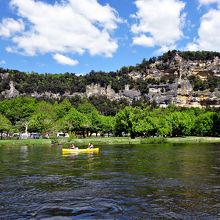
[0,0,220,73]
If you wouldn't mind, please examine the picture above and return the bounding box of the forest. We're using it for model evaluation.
[1,50,220,139]
[0,97,219,139]
[1,50,220,97]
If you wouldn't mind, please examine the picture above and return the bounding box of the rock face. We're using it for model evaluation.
[86,84,115,98]
[139,53,220,108]
[1,81,20,98]
[17,84,141,102]
[83,84,141,102]
[1,52,220,108]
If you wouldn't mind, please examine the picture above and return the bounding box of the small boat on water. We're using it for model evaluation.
[62,148,99,154]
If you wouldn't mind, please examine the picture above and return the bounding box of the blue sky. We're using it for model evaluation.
[0,0,220,74]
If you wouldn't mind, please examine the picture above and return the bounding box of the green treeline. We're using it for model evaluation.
[0,97,219,138]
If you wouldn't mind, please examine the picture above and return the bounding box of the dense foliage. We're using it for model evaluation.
[158,50,220,62]
[1,50,220,98]
[0,68,135,95]
[188,75,220,92]
[1,50,220,139]
[0,97,219,139]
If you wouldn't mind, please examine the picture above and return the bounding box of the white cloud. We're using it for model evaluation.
[2,0,121,59]
[68,0,121,31]
[0,18,24,37]
[199,0,220,5]
[131,0,185,50]
[155,45,177,55]
[186,8,220,51]
[133,34,155,47]
[186,42,199,51]
[53,54,79,66]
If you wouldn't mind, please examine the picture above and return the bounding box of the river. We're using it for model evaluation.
[0,143,220,219]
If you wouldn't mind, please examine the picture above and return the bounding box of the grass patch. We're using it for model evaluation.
[140,137,167,144]
[65,136,220,146]
[0,139,51,146]
[1,136,220,147]
[65,137,139,146]
[60,137,167,146]
[167,136,220,144]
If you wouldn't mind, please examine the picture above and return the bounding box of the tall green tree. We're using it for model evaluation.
[0,113,12,139]
[134,115,154,136]
[86,110,103,136]
[115,106,137,138]
[100,115,115,136]
[0,97,37,124]
[77,101,97,114]
[59,108,90,136]
[54,98,72,119]
[28,101,57,133]
[168,111,195,137]
[155,116,172,137]
[194,112,214,136]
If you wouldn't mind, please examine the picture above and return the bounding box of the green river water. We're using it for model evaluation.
[0,143,220,219]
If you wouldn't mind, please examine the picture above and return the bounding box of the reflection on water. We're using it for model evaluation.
[0,143,220,219]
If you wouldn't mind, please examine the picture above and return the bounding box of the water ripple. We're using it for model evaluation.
[1,144,220,219]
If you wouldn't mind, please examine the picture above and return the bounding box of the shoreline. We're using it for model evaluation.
[68,136,220,145]
[0,139,51,146]
[1,136,220,146]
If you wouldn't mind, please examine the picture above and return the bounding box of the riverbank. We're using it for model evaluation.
[1,136,220,146]
[0,139,51,146]
[167,136,220,144]
[66,136,220,146]
[69,137,166,146]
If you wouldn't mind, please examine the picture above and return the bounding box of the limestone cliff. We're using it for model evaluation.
[1,51,220,108]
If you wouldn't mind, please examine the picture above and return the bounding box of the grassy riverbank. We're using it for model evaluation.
[1,136,220,146]
[0,139,51,146]
[166,136,220,144]
[61,136,220,146]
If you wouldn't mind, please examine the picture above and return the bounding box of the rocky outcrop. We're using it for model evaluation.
[1,81,19,98]
[86,84,141,102]
[8,83,141,102]
[1,52,220,108]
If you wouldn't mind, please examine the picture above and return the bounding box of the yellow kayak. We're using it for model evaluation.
[62,148,99,154]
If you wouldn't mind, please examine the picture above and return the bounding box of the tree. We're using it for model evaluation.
[59,108,90,137]
[87,110,103,136]
[134,116,154,136]
[168,111,195,137]
[133,108,172,137]
[28,101,57,133]
[155,116,172,137]
[77,101,97,114]
[100,115,115,136]
[15,119,29,133]
[0,113,12,139]
[54,98,72,119]
[115,107,136,138]
[194,112,214,136]
[0,97,37,124]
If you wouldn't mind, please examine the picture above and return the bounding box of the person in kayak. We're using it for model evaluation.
[88,143,94,149]
[70,143,78,149]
